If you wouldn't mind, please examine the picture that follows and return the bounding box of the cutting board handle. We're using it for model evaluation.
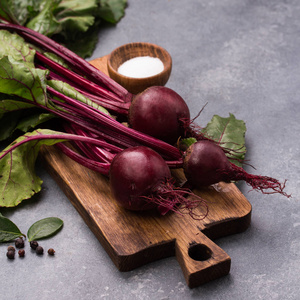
[175,231,231,288]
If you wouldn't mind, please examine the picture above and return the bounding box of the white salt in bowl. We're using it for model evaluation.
[107,42,172,94]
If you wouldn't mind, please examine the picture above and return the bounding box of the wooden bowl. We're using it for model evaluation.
[107,42,172,95]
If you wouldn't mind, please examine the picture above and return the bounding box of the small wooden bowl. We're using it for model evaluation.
[107,42,172,95]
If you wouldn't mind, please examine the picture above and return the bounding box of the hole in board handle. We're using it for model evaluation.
[188,243,212,261]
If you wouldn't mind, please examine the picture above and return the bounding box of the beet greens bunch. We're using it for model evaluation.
[0,21,290,215]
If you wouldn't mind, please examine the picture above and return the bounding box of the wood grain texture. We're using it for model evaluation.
[39,56,252,288]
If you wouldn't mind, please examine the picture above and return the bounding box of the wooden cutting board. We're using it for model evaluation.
[40,56,252,288]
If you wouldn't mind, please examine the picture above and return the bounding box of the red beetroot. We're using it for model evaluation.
[184,140,290,197]
[128,86,190,144]
[109,146,207,218]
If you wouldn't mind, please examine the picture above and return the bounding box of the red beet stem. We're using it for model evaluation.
[37,65,130,115]
[56,143,111,175]
[62,123,119,163]
[0,23,132,101]
[36,52,124,103]
[46,88,182,161]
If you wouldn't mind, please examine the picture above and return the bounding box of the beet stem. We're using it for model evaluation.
[36,51,124,103]
[56,143,111,175]
[0,23,132,101]
[46,88,182,161]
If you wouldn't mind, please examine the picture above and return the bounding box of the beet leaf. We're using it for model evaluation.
[0,129,68,207]
[181,114,247,167]
[202,113,246,166]
[47,80,110,116]
[0,55,48,104]
[0,0,128,58]
[0,29,35,63]
[0,214,26,242]
[27,217,63,242]
[0,128,126,207]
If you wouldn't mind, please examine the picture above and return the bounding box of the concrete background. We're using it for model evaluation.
[1,0,300,299]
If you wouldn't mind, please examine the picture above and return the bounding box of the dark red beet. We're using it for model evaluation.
[128,86,190,144]
[109,146,208,218]
[184,140,230,187]
[109,146,171,211]
[184,140,290,197]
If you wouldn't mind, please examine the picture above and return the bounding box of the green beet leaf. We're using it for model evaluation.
[27,217,63,241]
[43,52,70,69]
[180,113,247,167]
[98,0,127,24]
[179,137,197,150]
[0,99,36,113]
[0,129,68,207]
[0,0,35,25]
[15,112,54,133]
[0,99,39,141]
[1,0,128,58]
[202,113,247,166]
[0,56,49,105]
[0,30,35,65]
[48,79,110,116]
[53,0,97,34]
[0,110,22,141]
[59,19,101,59]
[0,0,20,26]
[0,31,48,105]
[26,0,61,37]
[0,214,25,242]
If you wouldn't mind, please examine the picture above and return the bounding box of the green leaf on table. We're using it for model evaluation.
[0,129,68,207]
[0,214,25,242]
[27,217,63,241]
[202,113,247,166]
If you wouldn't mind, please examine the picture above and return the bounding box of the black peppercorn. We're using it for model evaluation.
[6,250,15,259]
[7,246,16,253]
[36,246,44,255]
[18,249,25,257]
[15,238,24,249]
[30,240,39,250]
[48,248,55,256]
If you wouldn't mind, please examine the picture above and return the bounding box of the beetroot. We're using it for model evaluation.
[109,146,207,217]
[128,86,190,144]
[184,140,290,197]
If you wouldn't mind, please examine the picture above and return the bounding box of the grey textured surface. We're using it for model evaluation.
[1,0,300,299]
